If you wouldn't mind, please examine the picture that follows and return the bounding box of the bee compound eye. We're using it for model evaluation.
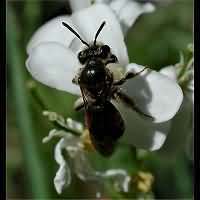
[110,54,118,63]
[78,51,87,64]
[99,45,110,58]
[102,45,110,52]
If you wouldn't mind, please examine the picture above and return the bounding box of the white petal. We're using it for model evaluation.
[157,97,193,157]
[54,138,71,194]
[96,0,112,3]
[120,63,183,123]
[42,129,67,143]
[72,149,98,181]
[27,16,79,54]
[114,100,171,150]
[69,0,92,12]
[160,65,178,81]
[26,42,81,95]
[71,4,129,67]
[64,134,82,158]
[110,0,155,34]
[98,169,131,192]
[66,118,84,132]
[61,135,99,181]
[69,0,155,35]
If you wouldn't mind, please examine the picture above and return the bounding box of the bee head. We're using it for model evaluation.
[78,44,111,64]
[62,21,117,65]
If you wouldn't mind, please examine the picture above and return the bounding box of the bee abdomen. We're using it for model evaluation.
[85,101,125,157]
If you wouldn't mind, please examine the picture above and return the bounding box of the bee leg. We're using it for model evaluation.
[72,68,83,85]
[73,97,84,111]
[115,90,154,120]
[105,54,118,65]
[113,67,148,86]
[72,76,79,85]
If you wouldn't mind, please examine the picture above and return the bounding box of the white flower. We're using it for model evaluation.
[154,45,194,159]
[26,4,183,151]
[42,118,131,194]
[69,0,155,35]
[43,129,94,194]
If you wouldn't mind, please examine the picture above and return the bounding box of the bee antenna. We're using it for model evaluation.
[62,22,90,47]
[94,21,106,46]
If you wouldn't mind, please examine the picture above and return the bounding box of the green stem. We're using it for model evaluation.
[7,6,50,198]
[23,0,41,43]
[28,81,48,110]
[28,83,82,136]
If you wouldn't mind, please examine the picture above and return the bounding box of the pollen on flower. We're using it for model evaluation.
[81,129,95,152]
[132,171,154,193]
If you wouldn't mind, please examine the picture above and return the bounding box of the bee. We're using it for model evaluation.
[62,21,152,156]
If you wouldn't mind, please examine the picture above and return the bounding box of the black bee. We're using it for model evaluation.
[62,21,152,156]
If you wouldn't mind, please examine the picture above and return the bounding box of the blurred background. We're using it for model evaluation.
[7,0,193,199]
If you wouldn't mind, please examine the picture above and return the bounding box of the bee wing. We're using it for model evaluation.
[113,90,154,120]
[79,86,89,110]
